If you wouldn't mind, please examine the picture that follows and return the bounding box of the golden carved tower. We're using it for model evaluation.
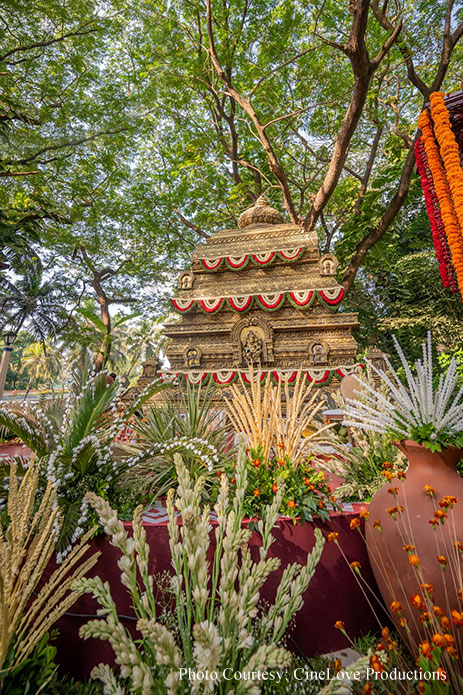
[140,197,360,389]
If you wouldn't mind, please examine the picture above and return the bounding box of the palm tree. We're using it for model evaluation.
[21,341,60,395]
[0,261,68,341]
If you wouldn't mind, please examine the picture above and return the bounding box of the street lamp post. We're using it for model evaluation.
[0,330,17,400]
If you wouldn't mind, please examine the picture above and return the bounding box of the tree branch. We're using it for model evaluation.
[206,0,299,222]
[173,209,209,239]
[3,127,128,166]
[342,133,418,291]
[0,24,98,63]
[304,0,401,231]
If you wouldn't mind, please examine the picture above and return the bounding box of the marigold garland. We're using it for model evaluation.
[414,137,457,291]
[418,106,463,298]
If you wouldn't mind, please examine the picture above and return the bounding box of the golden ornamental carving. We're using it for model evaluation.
[137,198,360,392]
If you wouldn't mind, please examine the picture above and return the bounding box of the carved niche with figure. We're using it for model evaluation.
[178,271,194,290]
[308,339,329,365]
[231,316,273,367]
[242,330,263,365]
[184,345,202,368]
[319,254,338,277]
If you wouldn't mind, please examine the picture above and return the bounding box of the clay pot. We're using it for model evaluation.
[365,440,463,646]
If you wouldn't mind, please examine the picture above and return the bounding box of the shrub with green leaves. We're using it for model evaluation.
[74,452,325,695]
[121,382,235,501]
[0,354,168,555]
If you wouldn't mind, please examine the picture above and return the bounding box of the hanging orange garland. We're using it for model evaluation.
[418,106,463,298]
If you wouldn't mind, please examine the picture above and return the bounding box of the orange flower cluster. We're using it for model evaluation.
[418,96,463,298]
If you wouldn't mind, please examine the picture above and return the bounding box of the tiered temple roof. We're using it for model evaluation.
[139,197,360,390]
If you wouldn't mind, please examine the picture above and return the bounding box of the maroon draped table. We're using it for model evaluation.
[50,504,379,679]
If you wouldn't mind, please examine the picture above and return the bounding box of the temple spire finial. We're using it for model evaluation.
[238,195,284,229]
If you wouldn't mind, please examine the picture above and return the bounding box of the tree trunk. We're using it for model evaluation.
[93,277,112,373]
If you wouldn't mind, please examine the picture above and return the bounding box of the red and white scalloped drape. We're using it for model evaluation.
[172,286,345,313]
[156,365,363,387]
[200,247,304,270]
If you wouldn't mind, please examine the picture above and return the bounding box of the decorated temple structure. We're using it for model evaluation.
[139,197,361,390]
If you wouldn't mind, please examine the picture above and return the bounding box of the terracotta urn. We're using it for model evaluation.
[365,440,463,647]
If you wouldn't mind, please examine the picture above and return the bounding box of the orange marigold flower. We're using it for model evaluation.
[382,471,394,480]
[440,495,458,508]
[359,510,369,520]
[411,594,426,610]
[253,459,261,468]
[288,500,296,509]
[328,532,339,543]
[396,470,406,480]
[217,470,222,476]
[373,520,382,532]
[447,646,458,658]
[304,477,311,486]
[420,582,434,597]
[350,517,361,530]
[434,509,448,521]
[369,654,383,673]
[382,461,393,469]
[433,606,444,616]
[381,626,390,639]
[317,500,323,508]
[451,609,463,625]
[425,485,436,496]
[390,601,402,613]
[418,684,426,695]
[420,612,431,624]
[444,633,455,647]
[387,486,399,495]
[419,641,433,658]
[403,544,415,553]
[253,488,260,497]
[277,458,285,466]
[387,505,404,518]
[441,616,451,631]
[432,633,446,647]
[399,617,408,628]
[363,684,372,695]
[277,442,284,448]
[334,620,345,630]
[409,554,420,567]
[272,483,278,493]
[459,588,463,601]
[350,561,361,572]
[429,518,438,528]
[455,541,463,553]
[437,555,448,568]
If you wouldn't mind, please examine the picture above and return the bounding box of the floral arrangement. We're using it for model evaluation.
[414,137,457,291]
[0,354,172,556]
[74,452,325,695]
[344,333,463,451]
[232,446,341,523]
[417,93,463,299]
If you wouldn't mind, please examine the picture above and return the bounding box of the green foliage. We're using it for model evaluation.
[0,632,58,695]
[321,428,407,502]
[121,382,236,501]
[1,628,103,695]
[0,356,168,552]
[232,445,341,523]
[0,261,70,339]
[2,0,463,338]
